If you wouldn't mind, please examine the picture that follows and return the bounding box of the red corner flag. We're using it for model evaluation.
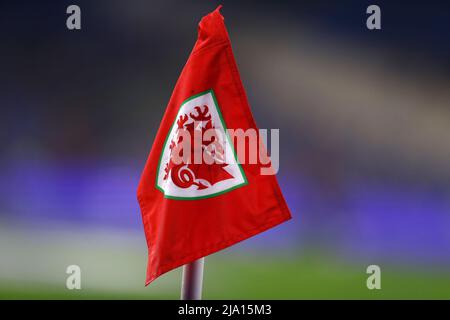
[137,6,291,285]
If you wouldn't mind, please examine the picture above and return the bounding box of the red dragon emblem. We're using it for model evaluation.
[163,104,233,190]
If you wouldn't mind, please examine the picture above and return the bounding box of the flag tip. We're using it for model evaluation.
[214,5,224,20]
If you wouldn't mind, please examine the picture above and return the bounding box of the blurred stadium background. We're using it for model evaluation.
[1,0,450,299]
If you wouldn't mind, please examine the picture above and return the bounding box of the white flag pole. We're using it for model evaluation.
[180,258,205,300]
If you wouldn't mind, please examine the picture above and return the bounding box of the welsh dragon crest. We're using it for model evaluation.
[163,104,233,190]
[157,90,247,199]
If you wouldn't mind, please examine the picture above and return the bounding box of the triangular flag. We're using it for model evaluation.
[137,6,291,285]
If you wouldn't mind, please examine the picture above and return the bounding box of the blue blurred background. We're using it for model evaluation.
[0,0,449,298]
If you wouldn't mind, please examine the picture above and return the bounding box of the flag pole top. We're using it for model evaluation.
[181,258,205,300]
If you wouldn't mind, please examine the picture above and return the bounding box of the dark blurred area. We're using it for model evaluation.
[0,0,449,297]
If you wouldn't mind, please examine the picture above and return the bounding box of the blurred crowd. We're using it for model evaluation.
[0,0,449,263]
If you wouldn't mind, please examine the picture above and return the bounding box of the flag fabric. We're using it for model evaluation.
[137,5,292,285]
